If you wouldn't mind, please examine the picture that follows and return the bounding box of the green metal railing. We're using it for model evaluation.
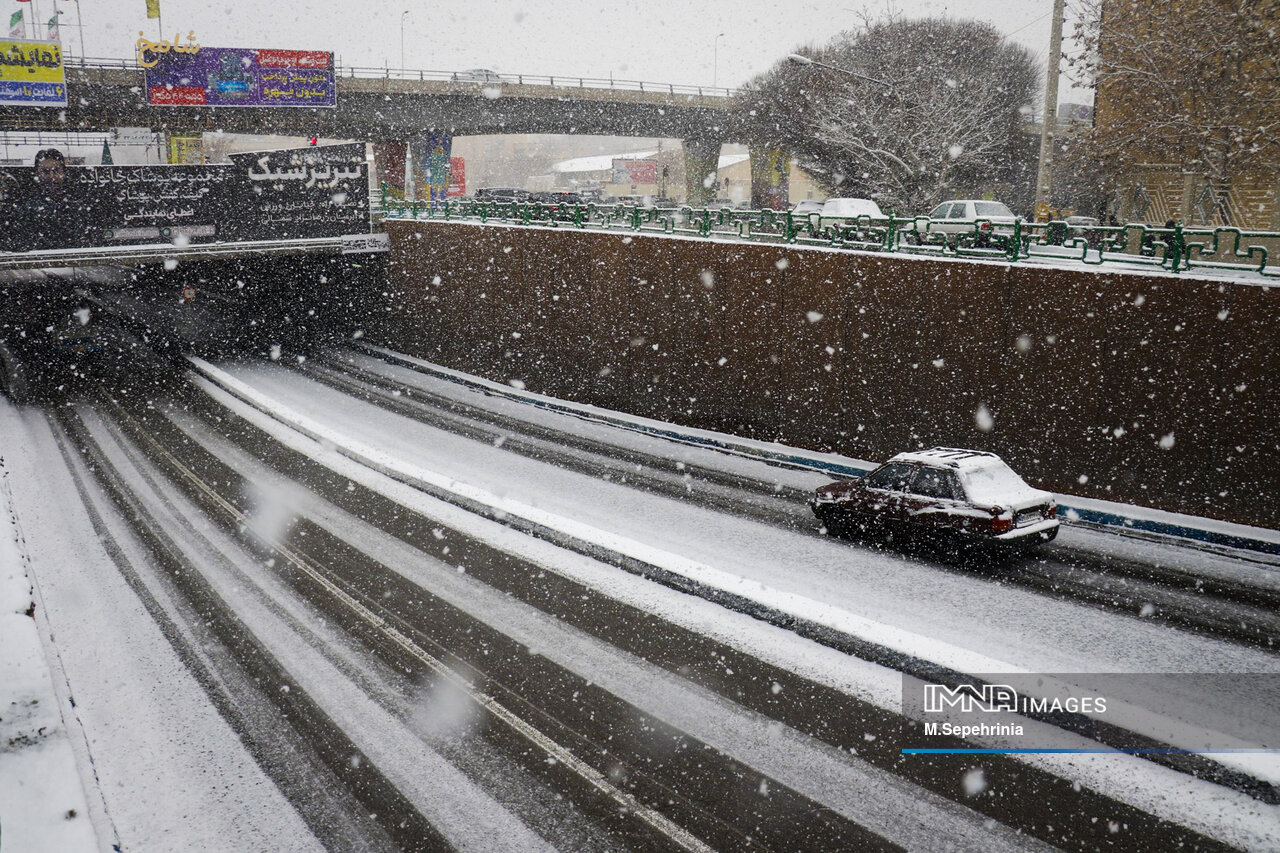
[377,185,1280,279]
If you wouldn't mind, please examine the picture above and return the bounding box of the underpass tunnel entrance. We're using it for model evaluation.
[0,250,387,404]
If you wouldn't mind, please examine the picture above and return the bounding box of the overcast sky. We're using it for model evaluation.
[58,0,1090,100]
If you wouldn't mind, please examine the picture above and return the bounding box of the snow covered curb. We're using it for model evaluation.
[0,452,97,851]
[356,343,1280,558]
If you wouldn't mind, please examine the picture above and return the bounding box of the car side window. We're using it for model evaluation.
[949,203,968,219]
[908,467,959,500]
[862,462,914,492]
[929,204,950,219]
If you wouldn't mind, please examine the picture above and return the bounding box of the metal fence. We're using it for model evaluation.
[378,188,1280,280]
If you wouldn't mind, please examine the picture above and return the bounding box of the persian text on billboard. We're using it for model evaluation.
[145,46,335,108]
[0,39,67,107]
[0,143,369,251]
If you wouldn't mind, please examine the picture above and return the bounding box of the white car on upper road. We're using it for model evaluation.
[918,199,1020,247]
[810,197,885,239]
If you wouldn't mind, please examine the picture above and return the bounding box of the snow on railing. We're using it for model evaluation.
[376,186,1280,280]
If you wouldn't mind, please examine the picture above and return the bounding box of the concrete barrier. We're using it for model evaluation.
[376,219,1280,530]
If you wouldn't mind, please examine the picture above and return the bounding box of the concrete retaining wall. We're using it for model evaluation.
[376,220,1279,529]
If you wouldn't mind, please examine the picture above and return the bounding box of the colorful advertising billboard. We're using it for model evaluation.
[0,39,67,107]
[447,157,466,197]
[144,45,336,108]
[410,132,452,204]
[612,159,657,185]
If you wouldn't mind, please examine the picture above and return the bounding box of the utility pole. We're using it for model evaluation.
[1034,0,1066,222]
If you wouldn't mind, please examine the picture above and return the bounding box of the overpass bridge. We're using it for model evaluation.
[0,58,747,203]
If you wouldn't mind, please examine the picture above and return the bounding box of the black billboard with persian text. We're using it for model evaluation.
[0,143,368,251]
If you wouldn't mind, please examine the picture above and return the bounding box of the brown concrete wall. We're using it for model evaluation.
[377,220,1280,529]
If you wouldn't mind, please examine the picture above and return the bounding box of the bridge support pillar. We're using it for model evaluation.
[682,137,722,207]
[748,146,790,211]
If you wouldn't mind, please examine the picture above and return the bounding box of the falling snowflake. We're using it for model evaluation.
[962,768,987,796]
[975,403,994,432]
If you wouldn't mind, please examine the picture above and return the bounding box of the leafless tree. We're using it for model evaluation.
[1068,0,1280,224]
[737,17,1040,215]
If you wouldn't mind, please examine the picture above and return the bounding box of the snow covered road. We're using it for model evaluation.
[3,348,1278,851]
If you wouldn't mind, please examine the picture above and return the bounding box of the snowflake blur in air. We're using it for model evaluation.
[975,403,994,432]
[962,768,986,796]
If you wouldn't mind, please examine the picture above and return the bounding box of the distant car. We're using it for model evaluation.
[475,187,529,204]
[529,191,584,219]
[789,199,824,232]
[816,197,885,238]
[809,447,1059,548]
[453,68,504,83]
[790,199,824,216]
[919,199,1020,247]
[1064,215,1104,246]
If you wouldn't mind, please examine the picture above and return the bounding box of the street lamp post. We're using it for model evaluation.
[786,53,895,90]
[71,0,84,58]
[400,10,409,75]
[713,32,725,90]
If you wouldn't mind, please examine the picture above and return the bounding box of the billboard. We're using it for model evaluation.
[410,132,452,204]
[0,143,368,251]
[144,46,336,108]
[447,157,466,197]
[228,142,368,238]
[167,135,205,164]
[0,39,66,107]
[612,159,657,185]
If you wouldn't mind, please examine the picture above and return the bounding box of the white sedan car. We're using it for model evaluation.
[919,199,1020,246]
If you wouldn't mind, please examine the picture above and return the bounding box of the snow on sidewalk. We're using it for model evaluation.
[0,451,98,851]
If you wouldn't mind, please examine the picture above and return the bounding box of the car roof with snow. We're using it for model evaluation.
[885,447,1008,472]
[884,448,1053,504]
[821,197,884,217]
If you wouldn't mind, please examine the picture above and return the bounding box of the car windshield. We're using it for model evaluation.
[973,202,1014,217]
[862,461,914,491]
[959,461,1042,505]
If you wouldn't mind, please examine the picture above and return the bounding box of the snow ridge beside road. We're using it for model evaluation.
[0,430,99,852]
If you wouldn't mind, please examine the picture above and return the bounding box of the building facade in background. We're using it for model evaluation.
[1090,0,1280,228]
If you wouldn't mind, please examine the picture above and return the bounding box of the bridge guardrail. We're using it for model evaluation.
[377,186,1280,280]
[62,56,737,99]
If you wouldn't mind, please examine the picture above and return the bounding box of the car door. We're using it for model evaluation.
[846,462,916,524]
[900,466,965,533]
